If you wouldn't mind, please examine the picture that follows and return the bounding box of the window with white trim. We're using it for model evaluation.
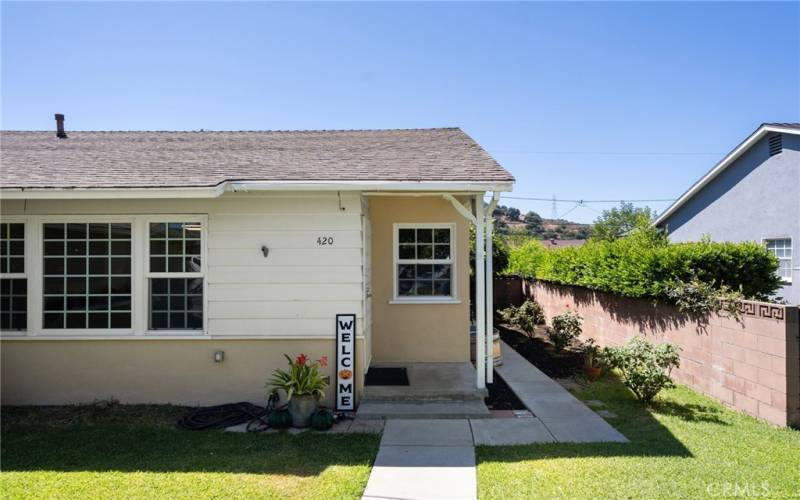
[395,225,454,299]
[147,222,204,330]
[765,238,792,283]
[1,222,27,331]
[42,223,132,329]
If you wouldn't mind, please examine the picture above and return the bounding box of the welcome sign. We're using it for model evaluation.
[335,314,356,411]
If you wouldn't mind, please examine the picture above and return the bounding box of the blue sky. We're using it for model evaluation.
[2,2,798,222]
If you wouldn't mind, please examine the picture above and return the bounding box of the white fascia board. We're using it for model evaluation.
[654,125,800,226]
[0,184,226,200]
[1,180,513,200]
[228,180,514,193]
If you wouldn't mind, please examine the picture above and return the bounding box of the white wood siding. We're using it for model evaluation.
[206,194,364,337]
[0,193,365,339]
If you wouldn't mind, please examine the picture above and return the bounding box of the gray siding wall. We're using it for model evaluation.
[660,134,800,304]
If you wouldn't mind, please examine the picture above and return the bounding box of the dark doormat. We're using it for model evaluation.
[365,367,410,386]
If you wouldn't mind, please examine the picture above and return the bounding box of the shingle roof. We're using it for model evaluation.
[0,128,513,189]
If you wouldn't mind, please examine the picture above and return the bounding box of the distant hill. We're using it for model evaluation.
[493,205,591,240]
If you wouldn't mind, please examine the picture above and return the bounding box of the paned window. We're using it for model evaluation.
[148,222,203,330]
[765,238,792,283]
[42,223,132,329]
[0,222,26,330]
[395,225,454,298]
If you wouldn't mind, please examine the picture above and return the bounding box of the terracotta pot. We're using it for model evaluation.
[584,365,602,381]
[288,395,318,428]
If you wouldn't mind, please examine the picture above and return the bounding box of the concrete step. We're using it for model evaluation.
[364,386,488,402]
[356,400,491,419]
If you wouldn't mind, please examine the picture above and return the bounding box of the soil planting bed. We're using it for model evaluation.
[497,324,585,379]
[484,371,526,410]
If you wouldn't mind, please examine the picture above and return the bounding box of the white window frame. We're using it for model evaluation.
[391,222,459,304]
[763,237,793,284]
[0,214,209,339]
[143,216,209,335]
[36,215,137,336]
[0,217,29,335]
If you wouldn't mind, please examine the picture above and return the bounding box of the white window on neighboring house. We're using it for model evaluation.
[393,224,456,302]
[146,221,205,330]
[765,238,792,283]
[42,222,133,329]
[0,222,27,331]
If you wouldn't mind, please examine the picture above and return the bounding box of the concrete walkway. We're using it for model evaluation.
[495,340,628,443]
[363,419,477,500]
[361,342,626,498]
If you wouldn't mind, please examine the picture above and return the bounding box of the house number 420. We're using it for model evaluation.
[317,236,334,246]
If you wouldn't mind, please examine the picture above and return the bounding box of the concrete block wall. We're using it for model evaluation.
[504,278,799,427]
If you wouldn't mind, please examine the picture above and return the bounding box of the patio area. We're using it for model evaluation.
[356,352,627,444]
[357,362,491,419]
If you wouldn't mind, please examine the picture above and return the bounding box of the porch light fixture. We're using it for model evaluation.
[214,350,224,363]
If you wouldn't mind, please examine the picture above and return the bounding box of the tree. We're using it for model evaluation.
[523,211,543,235]
[591,202,655,241]
[506,207,521,221]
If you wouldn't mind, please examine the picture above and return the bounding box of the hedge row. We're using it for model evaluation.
[505,230,782,301]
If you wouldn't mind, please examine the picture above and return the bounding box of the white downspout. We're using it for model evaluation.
[474,193,486,390]
[484,192,500,384]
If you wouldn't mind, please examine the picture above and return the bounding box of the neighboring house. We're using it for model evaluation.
[655,123,800,304]
[0,121,513,406]
[543,238,585,249]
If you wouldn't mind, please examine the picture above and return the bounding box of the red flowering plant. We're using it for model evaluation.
[268,353,328,401]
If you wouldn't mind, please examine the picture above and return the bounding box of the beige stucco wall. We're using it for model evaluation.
[369,196,470,362]
[1,338,364,407]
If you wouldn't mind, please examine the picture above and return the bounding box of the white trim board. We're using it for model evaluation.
[1,180,514,200]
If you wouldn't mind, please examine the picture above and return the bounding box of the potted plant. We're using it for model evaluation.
[268,353,328,428]
[583,338,603,381]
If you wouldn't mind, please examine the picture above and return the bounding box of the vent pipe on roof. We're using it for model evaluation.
[55,113,67,139]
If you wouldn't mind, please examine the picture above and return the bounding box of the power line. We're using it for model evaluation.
[503,196,676,204]
[557,203,582,220]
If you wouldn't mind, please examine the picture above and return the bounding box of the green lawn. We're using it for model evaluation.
[1,405,380,499]
[4,380,799,499]
[477,377,800,499]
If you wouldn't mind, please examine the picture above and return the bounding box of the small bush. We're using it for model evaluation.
[547,309,582,351]
[603,337,680,404]
[499,300,545,340]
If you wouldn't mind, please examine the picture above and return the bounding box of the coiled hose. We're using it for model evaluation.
[177,394,283,431]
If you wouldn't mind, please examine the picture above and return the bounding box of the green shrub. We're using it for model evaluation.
[504,226,782,306]
[664,278,744,318]
[499,300,545,340]
[505,239,549,277]
[547,309,582,351]
[603,337,680,404]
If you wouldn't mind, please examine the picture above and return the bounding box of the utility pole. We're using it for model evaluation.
[551,193,558,219]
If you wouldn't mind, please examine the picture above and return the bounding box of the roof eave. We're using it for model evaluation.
[654,124,799,226]
[0,179,514,200]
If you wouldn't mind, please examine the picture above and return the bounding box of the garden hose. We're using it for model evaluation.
[177,394,283,431]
